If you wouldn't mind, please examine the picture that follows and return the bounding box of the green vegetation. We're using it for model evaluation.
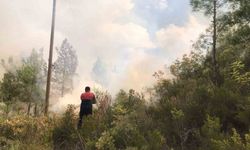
[0,0,249,149]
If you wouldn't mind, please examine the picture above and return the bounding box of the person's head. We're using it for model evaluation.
[85,86,90,92]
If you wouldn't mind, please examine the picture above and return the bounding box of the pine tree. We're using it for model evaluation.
[53,39,78,97]
[191,0,223,85]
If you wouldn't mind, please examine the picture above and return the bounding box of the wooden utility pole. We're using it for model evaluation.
[45,0,56,115]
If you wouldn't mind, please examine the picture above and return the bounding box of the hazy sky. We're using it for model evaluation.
[0,0,208,98]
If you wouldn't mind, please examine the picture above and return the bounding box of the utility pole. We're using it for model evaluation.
[45,0,56,115]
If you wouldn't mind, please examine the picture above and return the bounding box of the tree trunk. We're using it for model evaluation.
[27,102,31,116]
[213,0,219,85]
[61,70,65,97]
[34,103,38,117]
[5,103,10,119]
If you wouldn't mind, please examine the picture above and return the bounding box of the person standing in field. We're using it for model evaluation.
[78,86,96,129]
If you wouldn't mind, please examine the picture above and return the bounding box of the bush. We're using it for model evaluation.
[52,105,81,150]
[0,115,52,149]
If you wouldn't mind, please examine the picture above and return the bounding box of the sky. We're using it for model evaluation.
[0,0,208,109]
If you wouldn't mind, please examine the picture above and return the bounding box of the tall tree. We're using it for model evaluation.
[191,0,224,85]
[17,65,38,115]
[53,39,78,97]
[20,49,47,115]
[24,49,47,86]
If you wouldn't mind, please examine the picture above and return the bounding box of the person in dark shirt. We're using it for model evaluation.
[77,86,96,129]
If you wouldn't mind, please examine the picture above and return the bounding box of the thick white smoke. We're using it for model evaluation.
[0,0,208,111]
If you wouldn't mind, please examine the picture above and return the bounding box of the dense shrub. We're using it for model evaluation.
[0,115,53,149]
[52,105,81,150]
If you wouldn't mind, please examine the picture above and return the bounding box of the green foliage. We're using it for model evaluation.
[190,0,229,16]
[96,131,115,150]
[231,61,250,87]
[150,39,249,148]
[170,51,205,80]
[201,115,221,139]
[52,105,79,150]
[17,65,38,103]
[0,115,53,149]
[211,129,250,150]
[0,49,46,116]
[0,71,20,104]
